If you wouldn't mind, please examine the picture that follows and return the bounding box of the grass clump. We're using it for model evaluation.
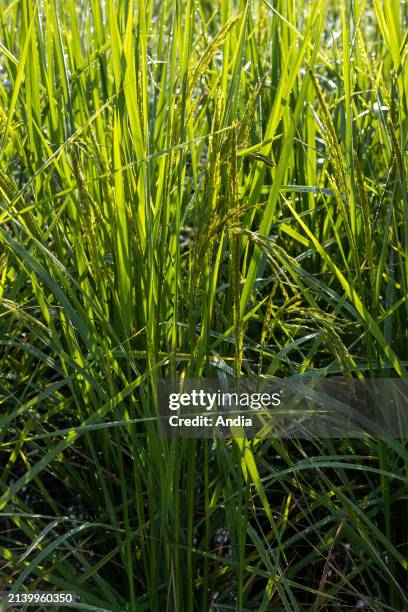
[0,0,408,609]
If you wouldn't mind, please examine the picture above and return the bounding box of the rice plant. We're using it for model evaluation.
[0,0,407,609]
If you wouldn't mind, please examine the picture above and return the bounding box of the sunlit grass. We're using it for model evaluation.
[0,0,408,609]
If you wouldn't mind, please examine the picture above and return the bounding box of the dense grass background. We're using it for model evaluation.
[0,0,408,609]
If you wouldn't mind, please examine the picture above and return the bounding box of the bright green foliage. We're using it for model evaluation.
[0,0,408,609]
